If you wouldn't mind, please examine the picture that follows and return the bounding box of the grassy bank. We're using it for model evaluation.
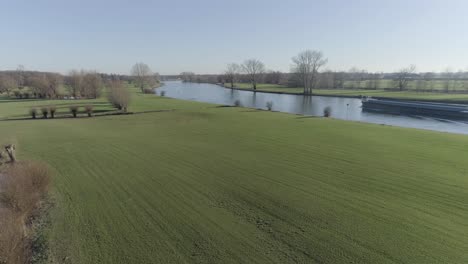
[1,87,467,263]
[225,83,468,103]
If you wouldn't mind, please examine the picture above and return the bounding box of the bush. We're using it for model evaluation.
[85,105,93,117]
[69,105,79,118]
[40,107,48,119]
[0,161,51,213]
[233,99,241,107]
[323,106,332,117]
[266,101,273,111]
[30,108,37,119]
[108,80,130,112]
[0,161,51,263]
[160,91,166,97]
[49,106,56,118]
[143,88,154,94]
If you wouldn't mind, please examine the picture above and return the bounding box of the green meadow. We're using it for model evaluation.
[1,86,467,263]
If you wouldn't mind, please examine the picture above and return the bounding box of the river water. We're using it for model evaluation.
[157,81,468,135]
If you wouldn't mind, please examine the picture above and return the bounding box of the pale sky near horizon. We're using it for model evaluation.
[1,0,468,75]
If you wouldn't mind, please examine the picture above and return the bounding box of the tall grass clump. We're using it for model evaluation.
[69,105,79,118]
[108,80,130,112]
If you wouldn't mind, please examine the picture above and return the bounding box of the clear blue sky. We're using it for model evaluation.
[1,0,467,74]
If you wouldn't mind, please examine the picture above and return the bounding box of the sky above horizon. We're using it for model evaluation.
[1,0,468,75]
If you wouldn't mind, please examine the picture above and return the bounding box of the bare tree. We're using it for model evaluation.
[180,72,195,82]
[131,63,153,92]
[82,71,102,98]
[291,50,327,94]
[16,65,25,89]
[0,74,16,96]
[68,70,83,97]
[395,64,416,91]
[225,63,240,88]
[46,73,63,98]
[242,59,265,90]
[29,74,50,98]
[264,71,283,85]
[108,80,130,111]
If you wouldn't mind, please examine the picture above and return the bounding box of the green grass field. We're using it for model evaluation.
[227,83,468,103]
[1,85,467,263]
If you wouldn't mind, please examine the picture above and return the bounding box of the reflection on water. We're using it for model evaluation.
[157,81,468,135]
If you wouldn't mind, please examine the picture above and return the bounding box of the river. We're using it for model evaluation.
[157,81,468,135]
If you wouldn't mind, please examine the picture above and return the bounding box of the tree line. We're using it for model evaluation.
[0,63,160,99]
[178,50,468,94]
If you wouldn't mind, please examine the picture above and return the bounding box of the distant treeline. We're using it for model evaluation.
[171,70,468,92]
[173,51,468,94]
[0,63,160,99]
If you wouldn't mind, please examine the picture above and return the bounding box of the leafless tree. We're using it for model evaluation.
[82,71,102,98]
[242,59,265,90]
[180,72,195,82]
[16,65,25,89]
[333,72,345,89]
[225,63,240,88]
[395,64,416,91]
[46,73,63,98]
[291,50,327,94]
[0,74,16,96]
[264,71,283,85]
[442,68,454,92]
[131,62,153,92]
[108,80,130,111]
[29,74,50,98]
[68,70,83,97]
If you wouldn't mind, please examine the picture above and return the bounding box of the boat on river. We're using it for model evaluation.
[362,98,468,119]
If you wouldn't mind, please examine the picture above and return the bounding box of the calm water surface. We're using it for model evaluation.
[157,81,468,135]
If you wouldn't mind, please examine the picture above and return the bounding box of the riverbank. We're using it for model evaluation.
[221,83,468,104]
[2,85,468,263]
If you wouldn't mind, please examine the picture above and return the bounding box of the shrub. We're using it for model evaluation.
[324,106,332,117]
[143,88,154,94]
[49,106,56,118]
[0,161,51,263]
[40,107,48,119]
[233,99,241,107]
[30,108,37,119]
[108,80,130,112]
[0,161,51,213]
[85,105,94,117]
[266,101,273,111]
[160,91,166,97]
[69,105,79,118]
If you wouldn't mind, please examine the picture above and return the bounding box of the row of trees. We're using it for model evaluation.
[215,51,468,94]
[0,63,160,99]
